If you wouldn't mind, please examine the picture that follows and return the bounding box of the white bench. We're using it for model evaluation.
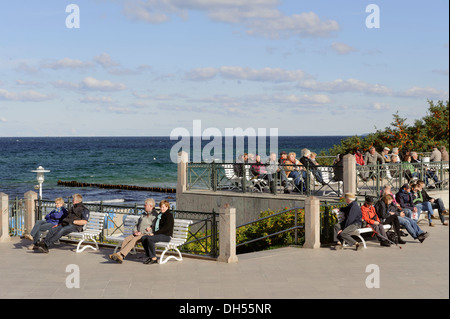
[66,211,107,253]
[222,164,243,190]
[104,216,193,264]
[105,214,140,254]
[316,167,343,196]
[222,164,265,192]
[351,224,391,248]
[155,219,193,264]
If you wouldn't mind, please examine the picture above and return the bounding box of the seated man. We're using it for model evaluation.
[37,194,90,253]
[395,183,421,220]
[265,152,279,194]
[416,180,448,226]
[300,148,324,186]
[109,198,158,263]
[361,196,390,247]
[364,147,385,180]
[278,151,290,193]
[380,194,428,243]
[412,151,440,187]
[333,193,362,251]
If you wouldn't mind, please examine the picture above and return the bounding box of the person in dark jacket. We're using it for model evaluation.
[37,194,90,253]
[332,154,344,182]
[374,194,406,244]
[395,184,420,219]
[142,200,174,264]
[333,193,362,251]
[23,197,68,249]
[416,180,448,226]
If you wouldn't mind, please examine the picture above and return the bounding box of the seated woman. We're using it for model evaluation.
[284,152,305,192]
[23,197,68,250]
[141,200,174,265]
[374,194,406,245]
[361,196,391,247]
[402,155,419,182]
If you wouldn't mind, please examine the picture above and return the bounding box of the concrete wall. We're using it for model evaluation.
[177,190,305,226]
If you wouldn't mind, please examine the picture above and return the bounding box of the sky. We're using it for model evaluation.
[0,0,448,137]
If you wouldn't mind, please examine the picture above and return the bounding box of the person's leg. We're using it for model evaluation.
[397,217,418,239]
[422,202,434,224]
[44,224,78,248]
[431,199,447,224]
[142,234,171,263]
[339,224,360,247]
[119,234,143,257]
[333,223,342,244]
[30,220,51,243]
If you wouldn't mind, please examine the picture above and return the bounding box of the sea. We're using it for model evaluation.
[0,136,347,205]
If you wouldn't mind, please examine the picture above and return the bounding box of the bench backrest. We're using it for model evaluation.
[172,219,193,241]
[121,215,140,236]
[222,164,239,179]
[84,212,107,233]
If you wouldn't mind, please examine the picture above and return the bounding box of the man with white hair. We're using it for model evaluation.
[391,148,400,162]
[333,193,362,251]
[300,148,324,185]
[382,147,391,163]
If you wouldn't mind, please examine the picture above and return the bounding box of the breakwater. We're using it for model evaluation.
[57,180,176,193]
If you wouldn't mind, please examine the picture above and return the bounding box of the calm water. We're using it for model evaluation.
[0,136,346,204]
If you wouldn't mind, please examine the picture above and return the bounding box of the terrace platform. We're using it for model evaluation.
[0,214,447,300]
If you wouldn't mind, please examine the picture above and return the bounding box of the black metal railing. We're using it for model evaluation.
[187,162,343,197]
[35,199,219,258]
[186,160,448,199]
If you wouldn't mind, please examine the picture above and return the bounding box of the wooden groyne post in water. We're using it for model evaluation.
[57,180,176,193]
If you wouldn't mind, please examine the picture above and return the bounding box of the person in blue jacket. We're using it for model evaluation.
[334,193,363,251]
[23,197,68,250]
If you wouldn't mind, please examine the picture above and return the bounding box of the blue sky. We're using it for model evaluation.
[0,0,448,136]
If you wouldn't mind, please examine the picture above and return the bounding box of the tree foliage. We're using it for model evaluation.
[328,100,449,156]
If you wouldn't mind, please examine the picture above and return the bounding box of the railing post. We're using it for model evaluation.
[0,193,10,242]
[211,209,217,257]
[343,154,357,195]
[303,196,321,249]
[217,204,238,263]
[24,191,38,237]
[177,151,189,201]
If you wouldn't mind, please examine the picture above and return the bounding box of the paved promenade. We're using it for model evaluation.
[0,214,448,300]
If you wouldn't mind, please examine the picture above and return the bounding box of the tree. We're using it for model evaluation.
[328,100,449,157]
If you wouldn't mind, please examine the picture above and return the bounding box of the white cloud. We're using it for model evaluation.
[0,88,54,102]
[80,96,114,104]
[121,0,339,38]
[395,86,449,100]
[41,58,94,70]
[298,78,393,96]
[81,77,127,91]
[185,66,307,82]
[53,77,127,92]
[330,42,357,55]
[0,117,6,123]
[93,53,120,68]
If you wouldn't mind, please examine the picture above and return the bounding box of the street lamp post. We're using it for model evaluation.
[31,166,50,199]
